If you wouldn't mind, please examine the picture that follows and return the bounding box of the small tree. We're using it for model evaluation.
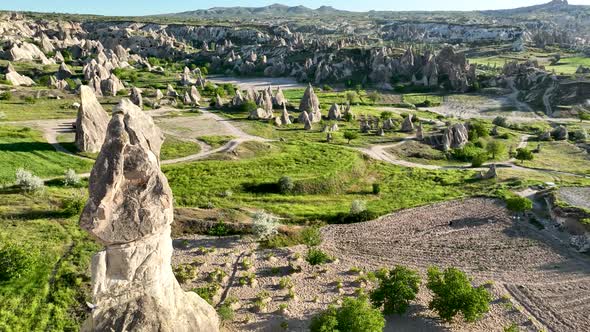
[370,265,421,315]
[486,140,506,159]
[252,211,279,241]
[515,148,534,164]
[427,266,491,322]
[310,296,385,332]
[344,131,359,144]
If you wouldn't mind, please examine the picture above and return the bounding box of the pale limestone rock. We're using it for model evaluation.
[5,62,35,86]
[75,86,109,153]
[80,99,219,332]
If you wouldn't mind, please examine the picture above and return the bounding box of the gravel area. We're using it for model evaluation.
[172,198,590,332]
[556,187,590,210]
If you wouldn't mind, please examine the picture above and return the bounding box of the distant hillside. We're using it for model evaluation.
[164,3,351,18]
[162,1,589,19]
[481,0,587,16]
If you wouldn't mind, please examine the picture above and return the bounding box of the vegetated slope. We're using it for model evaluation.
[164,141,489,222]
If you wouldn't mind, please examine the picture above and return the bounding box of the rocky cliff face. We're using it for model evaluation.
[80,99,218,332]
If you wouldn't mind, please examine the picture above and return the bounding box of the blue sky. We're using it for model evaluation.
[1,0,589,16]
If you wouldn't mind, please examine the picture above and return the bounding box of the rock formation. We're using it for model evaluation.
[327,103,341,120]
[442,123,469,150]
[401,114,415,132]
[75,86,110,153]
[273,86,287,107]
[56,62,73,80]
[299,84,320,115]
[416,123,424,140]
[4,62,35,86]
[130,86,143,108]
[552,125,568,140]
[280,104,291,125]
[80,99,219,332]
[189,86,201,105]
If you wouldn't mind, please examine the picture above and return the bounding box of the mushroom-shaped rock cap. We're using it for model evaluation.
[80,99,169,245]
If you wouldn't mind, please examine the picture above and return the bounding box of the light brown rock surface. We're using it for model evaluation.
[75,86,109,153]
[80,99,219,332]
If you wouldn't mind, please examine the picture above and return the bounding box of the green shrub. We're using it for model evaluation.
[60,194,86,217]
[504,323,520,332]
[240,100,257,113]
[217,303,234,323]
[0,242,36,281]
[370,265,421,315]
[372,183,381,195]
[306,248,331,265]
[0,91,12,100]
[23,96,36,104]
[505,196,533,213]
[279,277,293,289]
[309,296,385,332]
[471,152,488,168]
[493,116,508,128]
[301,226,322,247]
[515,148,534,164]
[278,176,294,194]
[323,84,333,91]
[173,264,197,284]
[207,220,229,237]
[426,266,491,322]
[193,283,220,304]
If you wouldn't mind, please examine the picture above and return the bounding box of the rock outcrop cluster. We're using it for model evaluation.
[80,99,219,332]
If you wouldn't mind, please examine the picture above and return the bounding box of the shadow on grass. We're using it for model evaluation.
[241,182,280,194]
[0,141,55,152]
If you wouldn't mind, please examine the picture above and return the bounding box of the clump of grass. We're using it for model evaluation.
[173,264,197,284]
[239,272,257,286]
[279,277,293,290]
[192,282,221,304]
[306,248,331,266]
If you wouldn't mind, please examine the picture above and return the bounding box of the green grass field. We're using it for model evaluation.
[526,141,590,175]
[164,140,497,222]
[0,184,99,331]
[0,126,94,184]
[160,136,201,160]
